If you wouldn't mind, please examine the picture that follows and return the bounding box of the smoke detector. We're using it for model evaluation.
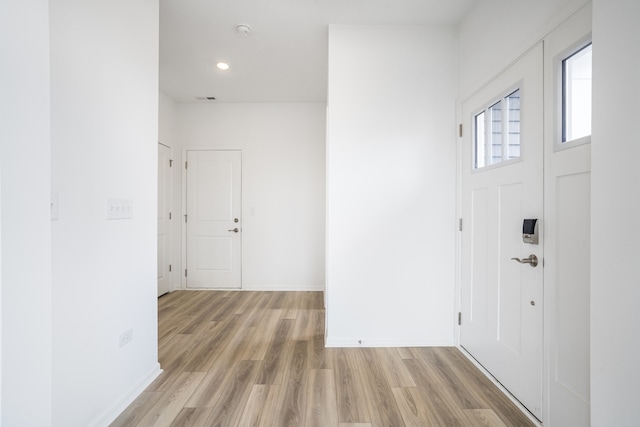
[235,24,251,37]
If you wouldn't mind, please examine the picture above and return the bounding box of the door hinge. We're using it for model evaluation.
[459,124,463,138]
[185,161,188,169]
[169,264,172,272]
[185,269,188,277]
[184,214,187,223]
[169,159,173,167]
[458,312,462,325]
[458,218,463,231]
[169,212,172,220]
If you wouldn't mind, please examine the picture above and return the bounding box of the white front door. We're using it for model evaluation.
[157,143,172,297]
[185,150,242,289]
[460,44,544,420]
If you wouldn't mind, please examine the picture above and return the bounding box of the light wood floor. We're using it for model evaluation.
[111,291,534,427]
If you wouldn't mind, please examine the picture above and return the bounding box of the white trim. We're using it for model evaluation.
[454,101,463,348]
[241,284,325,292]
[88,363,162,427]
[325,338,455,348]
[470,80,525,172]
[177,286,324,292]
[554,35,593,152]
[158,142,174,295]
[555,134,591,152]
[470,156,523,174]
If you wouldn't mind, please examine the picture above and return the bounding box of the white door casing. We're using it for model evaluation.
[157,143,172,297]
[185,150,242,289]
[460,44,544,420]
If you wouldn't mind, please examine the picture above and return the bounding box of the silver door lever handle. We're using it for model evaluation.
[228,228,239,233]
[511,254,538,267]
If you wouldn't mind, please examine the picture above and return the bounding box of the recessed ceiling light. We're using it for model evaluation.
[216,62,229,70]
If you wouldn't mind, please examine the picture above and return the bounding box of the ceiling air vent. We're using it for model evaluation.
[195,96,216,101]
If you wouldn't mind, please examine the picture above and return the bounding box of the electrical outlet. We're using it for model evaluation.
[119,329,133,348]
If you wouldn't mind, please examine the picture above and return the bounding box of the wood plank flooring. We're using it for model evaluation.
[111,291,535,427]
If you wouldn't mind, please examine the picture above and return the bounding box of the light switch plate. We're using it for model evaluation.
[107,198,133,220]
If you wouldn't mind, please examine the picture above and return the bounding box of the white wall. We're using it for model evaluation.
[50,1,161,426]
[0,0,53,425]
[326,25,457,346]
[591,1,640,425]
[176,103,326,290]
[458,0,590,97]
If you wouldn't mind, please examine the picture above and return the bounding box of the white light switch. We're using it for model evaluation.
[107,198,133,220]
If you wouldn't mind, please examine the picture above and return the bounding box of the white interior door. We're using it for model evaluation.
[158,143,172,297]
[186,150,242,289]
[460,44,544,420]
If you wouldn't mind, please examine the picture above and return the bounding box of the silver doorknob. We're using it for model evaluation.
[511,254,538,267]
[228,228,239,233]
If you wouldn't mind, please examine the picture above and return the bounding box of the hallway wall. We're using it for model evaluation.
[0,0,53,425]
[50,1,161,425]
[591,0,640,424]
[326,25,458,346]
[175,102,326,291]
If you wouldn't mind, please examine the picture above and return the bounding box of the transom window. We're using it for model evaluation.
[562,42,592,143]
[474,88,521,169]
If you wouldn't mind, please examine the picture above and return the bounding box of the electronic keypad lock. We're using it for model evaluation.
[522,219,539,244]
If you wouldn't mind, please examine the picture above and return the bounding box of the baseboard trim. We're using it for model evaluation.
[89,362,162,427]
[241,285,325,291]
[175,286,325,292]
[325,337,455,348]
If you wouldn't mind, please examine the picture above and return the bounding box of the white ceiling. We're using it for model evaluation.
[160,0,479,103]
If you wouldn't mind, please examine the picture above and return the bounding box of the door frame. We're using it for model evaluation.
[181,147,243,289]
[158,142,173,296]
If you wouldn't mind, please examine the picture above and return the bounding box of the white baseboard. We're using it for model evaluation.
[89,363,162,427]
[325,337,455,348]
[174,285,325,292]
[241,284,325,291]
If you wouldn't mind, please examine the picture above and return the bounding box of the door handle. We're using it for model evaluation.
[511,254,538,267]
[228,228,239,233]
